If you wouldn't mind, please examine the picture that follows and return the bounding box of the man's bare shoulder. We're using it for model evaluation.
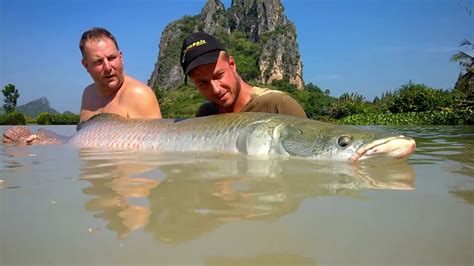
[80,84,102,109]
[81,84,100,105]
[121,76,155,96]
[80,84,106,122]
[82,83,97,96]
[124,76,152,89]
[120,75,161,118]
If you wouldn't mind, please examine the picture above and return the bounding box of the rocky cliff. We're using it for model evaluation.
[148,0,304,91]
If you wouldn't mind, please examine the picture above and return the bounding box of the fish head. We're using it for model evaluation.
[276,121,416,162]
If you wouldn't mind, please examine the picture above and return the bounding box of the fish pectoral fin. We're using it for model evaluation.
[281,139,311,156]
[236,129,249,154]
[236,122,273,155]
[278,126,318,157]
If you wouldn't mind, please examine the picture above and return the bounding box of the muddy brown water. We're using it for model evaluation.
[1,125,473,265]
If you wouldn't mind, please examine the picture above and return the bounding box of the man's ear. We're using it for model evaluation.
[228,56,237,72]
[81,58,88,70]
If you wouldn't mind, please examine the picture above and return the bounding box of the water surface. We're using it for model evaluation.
[1,125,473,265]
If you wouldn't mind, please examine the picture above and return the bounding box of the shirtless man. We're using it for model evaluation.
[3,27,161,144]
[79,27,161,123]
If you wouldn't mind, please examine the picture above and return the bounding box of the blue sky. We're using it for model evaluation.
[0,0,472,113]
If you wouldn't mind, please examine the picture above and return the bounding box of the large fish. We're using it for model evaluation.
[2,112,416,162]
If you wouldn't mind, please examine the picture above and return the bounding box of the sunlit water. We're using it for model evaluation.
[1,125,473,266]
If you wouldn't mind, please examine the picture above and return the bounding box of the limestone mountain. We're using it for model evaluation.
[16,97,59,118]
[148,0,304,91]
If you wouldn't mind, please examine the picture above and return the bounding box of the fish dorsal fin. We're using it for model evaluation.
[76,113,124,131]
[89,113,124,120]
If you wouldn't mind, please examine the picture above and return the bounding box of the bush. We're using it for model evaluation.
[37,112,80,125]
[36,112,53,125]
[0,112,26,125]
[338,109,472,125]
[51,113,80,125]
[270,80,335,120]
[325,92,372,119]
[377,82,453,113]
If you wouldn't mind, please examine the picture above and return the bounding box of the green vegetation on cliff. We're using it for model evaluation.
[217,31,261,82]
[156,84,205,118]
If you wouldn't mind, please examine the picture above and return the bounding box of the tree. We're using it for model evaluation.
[2,84,20,113]
[451,40,474,74]
[451,40,474,97]
[457,0,473,16]
[325,92,370,119]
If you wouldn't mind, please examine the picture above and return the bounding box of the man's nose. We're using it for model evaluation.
[210,80,221,94]
[102,59,112,71]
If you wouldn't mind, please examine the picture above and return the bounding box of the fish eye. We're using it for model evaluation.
[337,135,352,148]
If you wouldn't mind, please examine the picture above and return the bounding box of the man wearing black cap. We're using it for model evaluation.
[180,32,307,118]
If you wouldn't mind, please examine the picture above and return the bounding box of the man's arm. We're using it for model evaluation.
[248,92,307,118]
[79,85,96,123]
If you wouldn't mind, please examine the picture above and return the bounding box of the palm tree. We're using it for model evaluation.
[339,92,365,103]
[451,39,474,72]
[451,39,473,94]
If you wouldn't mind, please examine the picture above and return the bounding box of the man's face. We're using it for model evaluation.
[81,38,124,91]
[188,52,240,108]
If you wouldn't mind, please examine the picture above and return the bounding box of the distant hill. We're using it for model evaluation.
[16,97,59,118]
[0,97,77,118]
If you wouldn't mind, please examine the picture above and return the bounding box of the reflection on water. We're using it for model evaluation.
[450,189,474,205]
[396,126,474,209]
[204,253,315,266]
[383,125,474,170]
[79,150,160,239]
[363,125,474,207]
[77,148,415,243]
[1,125,473,265]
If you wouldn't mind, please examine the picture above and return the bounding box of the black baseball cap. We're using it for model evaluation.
[180,32,226,77]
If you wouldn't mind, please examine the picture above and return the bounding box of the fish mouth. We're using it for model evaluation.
[350,136,416,162]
